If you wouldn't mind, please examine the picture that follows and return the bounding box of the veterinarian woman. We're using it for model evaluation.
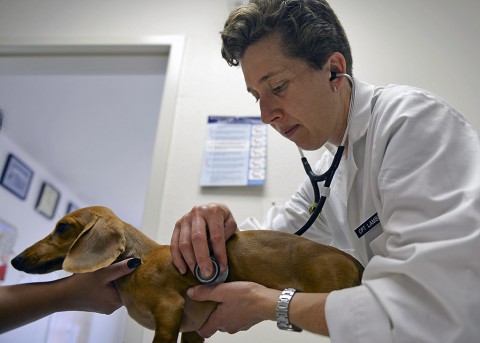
[0,108,141,333]
[170,0,480,342]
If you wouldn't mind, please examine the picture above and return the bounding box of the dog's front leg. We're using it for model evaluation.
[151,292,185,343]
[180,331,204,343]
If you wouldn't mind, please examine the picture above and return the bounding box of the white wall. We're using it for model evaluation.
[0,136,87,259]
[0,134,98,343]
[0,1,479,343]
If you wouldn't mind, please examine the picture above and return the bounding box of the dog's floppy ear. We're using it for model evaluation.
[63,215,126,273]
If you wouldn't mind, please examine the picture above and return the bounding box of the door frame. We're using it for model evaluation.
[0,35,185,343]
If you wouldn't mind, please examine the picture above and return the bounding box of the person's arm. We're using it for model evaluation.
[288,291,329,335]
[186,282,330,338]
[0,258,140,334]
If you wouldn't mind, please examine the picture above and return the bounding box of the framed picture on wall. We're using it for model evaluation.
[0,218,17,283]
[35,182,60,219]
[0,153,34,200]
[66,202,79,214]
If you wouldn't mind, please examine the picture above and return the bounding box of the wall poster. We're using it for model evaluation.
[200,116,267,187]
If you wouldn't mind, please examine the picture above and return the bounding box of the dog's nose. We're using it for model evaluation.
[11,255,24,270]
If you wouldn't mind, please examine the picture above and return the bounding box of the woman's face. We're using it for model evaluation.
[241,34,347,150]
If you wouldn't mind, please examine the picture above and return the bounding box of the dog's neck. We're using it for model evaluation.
[118,222,161,261]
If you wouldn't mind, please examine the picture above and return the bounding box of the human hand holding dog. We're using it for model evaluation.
[60,257,141,313]
[170,203,238,278]
[0,258,139,333]
[187,281,278,338]
[187,281,330,338]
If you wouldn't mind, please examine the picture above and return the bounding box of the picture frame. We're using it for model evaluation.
[66,202,79,214]
[0,218,17,283]
[35,182,60,219]
[0,153,34,200]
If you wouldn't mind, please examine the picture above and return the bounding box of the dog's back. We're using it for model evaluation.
[226,230,363,292]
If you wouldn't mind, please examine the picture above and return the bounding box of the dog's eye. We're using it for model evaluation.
[55,223,70,235]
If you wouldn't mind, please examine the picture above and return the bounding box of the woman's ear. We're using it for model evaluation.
[328,52,347,74]
[327,52,348,91]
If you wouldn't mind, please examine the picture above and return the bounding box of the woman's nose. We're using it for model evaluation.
[259,95,280,124]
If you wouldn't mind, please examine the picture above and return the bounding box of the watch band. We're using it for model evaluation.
[276,288,303,332]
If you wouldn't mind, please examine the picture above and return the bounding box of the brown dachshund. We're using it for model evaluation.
[11,206,363,343]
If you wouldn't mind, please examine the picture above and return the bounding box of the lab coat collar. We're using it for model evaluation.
[324,78,375,155]
[347,78,376,146]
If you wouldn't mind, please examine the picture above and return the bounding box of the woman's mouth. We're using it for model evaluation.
[282,124,300,139]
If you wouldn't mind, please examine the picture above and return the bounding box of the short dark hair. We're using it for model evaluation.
[221,0,353,75]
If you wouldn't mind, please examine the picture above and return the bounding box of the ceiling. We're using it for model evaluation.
[0,50,168,228]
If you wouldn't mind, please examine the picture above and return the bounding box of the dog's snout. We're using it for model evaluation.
[10,253,65,274]
[11,255,24,270]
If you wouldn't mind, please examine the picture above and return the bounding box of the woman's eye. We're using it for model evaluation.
[273,82,287,94]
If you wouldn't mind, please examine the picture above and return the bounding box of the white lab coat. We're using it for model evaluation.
[240,79,480,342]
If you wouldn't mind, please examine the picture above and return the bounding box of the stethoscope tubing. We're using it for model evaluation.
[294,145,344,236]
[294,73,355,236]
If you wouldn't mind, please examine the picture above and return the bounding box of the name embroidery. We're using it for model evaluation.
[355,213,380,238]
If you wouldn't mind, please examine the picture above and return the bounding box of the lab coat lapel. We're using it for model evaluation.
[345,79,375,200]
[346,146,359,225]
[345,80,376,264]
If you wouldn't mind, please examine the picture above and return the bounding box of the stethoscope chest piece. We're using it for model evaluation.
[194,257,229,286]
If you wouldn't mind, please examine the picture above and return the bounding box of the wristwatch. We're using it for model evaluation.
[276,288,303,332]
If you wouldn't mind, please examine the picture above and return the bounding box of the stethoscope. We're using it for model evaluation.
[195,72,355,284]
[194,233,230,285]
[294,72,355,236]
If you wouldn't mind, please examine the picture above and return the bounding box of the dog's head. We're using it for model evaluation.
[11,206,126,274]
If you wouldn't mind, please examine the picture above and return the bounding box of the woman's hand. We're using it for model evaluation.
[188,281,330,338]
[170,203,238,278]
[187,281,279,338]
[62,257,141,314]
[0,258,140,334]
